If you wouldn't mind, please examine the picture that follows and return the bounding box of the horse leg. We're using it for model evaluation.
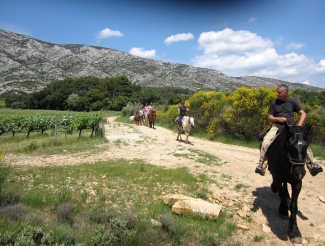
[277,182,289,220]
[287,182,302,244]
[178,130,182,141]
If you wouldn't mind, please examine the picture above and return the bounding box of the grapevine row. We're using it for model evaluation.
[0,112,103,138]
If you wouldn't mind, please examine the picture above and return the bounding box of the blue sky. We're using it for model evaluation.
[1,0,325,89]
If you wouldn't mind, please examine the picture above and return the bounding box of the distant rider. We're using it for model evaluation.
[178,100,189,129]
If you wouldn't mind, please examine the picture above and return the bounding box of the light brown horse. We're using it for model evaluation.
[146,110,156,128]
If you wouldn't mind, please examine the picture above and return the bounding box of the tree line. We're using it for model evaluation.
[2,76,193,111]
[1,75,324,143]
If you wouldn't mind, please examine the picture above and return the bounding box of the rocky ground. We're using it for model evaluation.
[9,117,325,245]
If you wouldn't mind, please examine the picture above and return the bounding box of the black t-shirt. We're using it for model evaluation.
[179,105,187,116]
[268,98,302,125]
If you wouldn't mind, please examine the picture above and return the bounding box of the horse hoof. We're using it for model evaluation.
[271,183,278,193]
[290,237,302,244]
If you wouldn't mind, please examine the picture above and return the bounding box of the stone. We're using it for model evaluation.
[262,223,271,233]
[163,194,223,219]
[163,194,194,205]
[237,210,247,218]
[211,194,223,202]
[236,224,249,231]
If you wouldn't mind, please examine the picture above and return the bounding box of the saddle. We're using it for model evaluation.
[175,117,183,130]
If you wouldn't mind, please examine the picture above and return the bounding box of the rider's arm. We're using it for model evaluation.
[296,109,306,126]
[268,114,287,124]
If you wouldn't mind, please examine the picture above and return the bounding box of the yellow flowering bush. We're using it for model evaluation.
[305,111,325,143]
[160,86,325,143]
[189,91,232,135]
[224,87,274,139]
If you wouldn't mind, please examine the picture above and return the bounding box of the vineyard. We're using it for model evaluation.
[0,109,104,138]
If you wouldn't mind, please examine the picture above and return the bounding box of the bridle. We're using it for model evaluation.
[284,132,307,173]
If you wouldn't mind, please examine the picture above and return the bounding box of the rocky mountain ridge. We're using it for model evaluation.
[0,29,322,94]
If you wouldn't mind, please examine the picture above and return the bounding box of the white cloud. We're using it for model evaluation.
[129,47,156,58]
[313,59,325,74]
[302,81,310,85]
[248,17,258,23]
[197,28,273,55]
[192,28,319,86]
[286,42,305,50]
[96,28,123,41]
[164,33,194,45]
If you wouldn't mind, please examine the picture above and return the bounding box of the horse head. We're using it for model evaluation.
[149,110,156,120]
[189,116,195,128]
[283,122,310,180]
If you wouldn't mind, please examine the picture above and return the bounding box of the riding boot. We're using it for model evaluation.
[255,162,267,176]
[307,162,323,176]
[178,122,182,130]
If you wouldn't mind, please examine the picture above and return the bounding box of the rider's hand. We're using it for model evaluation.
[278,117,287,123]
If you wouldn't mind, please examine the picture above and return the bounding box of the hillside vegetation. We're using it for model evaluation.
[1,76,325,145]
[1,29,323,94]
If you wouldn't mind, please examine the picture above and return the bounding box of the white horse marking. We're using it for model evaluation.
[174,116,195,144]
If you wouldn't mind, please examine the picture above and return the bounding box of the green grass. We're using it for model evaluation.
[0,129,108,156]
[253,235,265,242]
[0,159,238,245]
[310,143,325,160]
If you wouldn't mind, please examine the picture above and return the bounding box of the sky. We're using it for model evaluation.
[1,0,325,89]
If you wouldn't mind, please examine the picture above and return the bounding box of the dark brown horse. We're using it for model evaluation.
[146,110,156,128]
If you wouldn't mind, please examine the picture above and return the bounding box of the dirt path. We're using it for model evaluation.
[9,117,325,245]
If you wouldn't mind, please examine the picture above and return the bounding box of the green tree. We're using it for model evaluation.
[66,93,80,111]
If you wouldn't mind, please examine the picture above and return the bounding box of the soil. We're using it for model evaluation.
[9,117,325,245]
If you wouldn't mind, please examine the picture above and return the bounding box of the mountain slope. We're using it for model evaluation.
[0,29,322,94]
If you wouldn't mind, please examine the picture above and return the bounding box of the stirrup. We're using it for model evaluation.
[309,163,323,177]
[255,164,265,176]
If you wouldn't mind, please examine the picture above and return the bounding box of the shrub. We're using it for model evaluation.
[15,225,55,245]
[0,204,28,221]
[53,223,76,245]
[121,102,143,117]
[91,217,136,246]
[57,202,74,225]
[89,206,110,224]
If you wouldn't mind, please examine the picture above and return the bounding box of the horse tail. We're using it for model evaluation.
[173,124,178,134]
